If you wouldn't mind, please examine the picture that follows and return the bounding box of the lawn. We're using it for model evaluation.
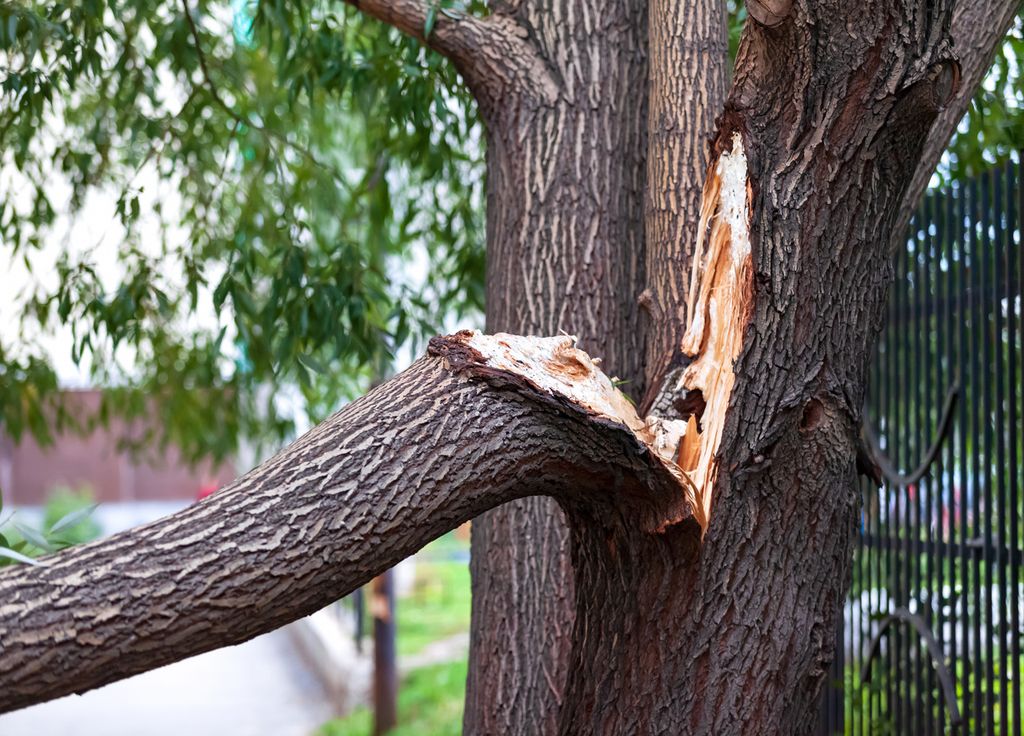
[396,533,471,656]
[318,660,467,736]
[319,530,471,735]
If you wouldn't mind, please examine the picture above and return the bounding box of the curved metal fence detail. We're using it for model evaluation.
[820,160,1023,736]
[860,607,963,728]
[863,382,960,489]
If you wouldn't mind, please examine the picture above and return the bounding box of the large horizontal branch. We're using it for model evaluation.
[0,332,695,714]
[344,0,558,114]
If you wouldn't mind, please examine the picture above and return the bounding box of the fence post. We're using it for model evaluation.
[372,569,397,735]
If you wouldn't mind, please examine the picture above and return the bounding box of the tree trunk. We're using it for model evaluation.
[553,2,967,731]
[465,0,652,730]
[466,0,731,729]
[1,0,1018,732]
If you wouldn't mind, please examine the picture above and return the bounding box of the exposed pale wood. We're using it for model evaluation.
[3,1,1017,733]
[553,1,1003,732]
[674,134,754,527]
[641,0,729,411]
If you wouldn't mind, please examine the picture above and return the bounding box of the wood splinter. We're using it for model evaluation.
[445,331,704,528]
[676,133,755,529]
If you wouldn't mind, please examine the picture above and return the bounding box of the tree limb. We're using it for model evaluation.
[897,0,1019,230]
[343,0,559,115]
[0,332,694,714]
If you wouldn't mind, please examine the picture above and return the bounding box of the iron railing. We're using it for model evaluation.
[821,160,1023,734]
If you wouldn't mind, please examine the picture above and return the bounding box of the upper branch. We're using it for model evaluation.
[0,332,694,714]
[343,0,558,114]
[897,0,1019,230]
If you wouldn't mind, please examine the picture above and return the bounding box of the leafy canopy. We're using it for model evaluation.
[0,1,1020,462]
[1,0,484,460]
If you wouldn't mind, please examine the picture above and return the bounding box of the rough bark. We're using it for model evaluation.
[0,334,696,714]
[343,0,557,117]
[550,2,973,732]
[464,0,652,729]
[640,0,729,412]
[2,0,1016,732]
[898,0,1021,231]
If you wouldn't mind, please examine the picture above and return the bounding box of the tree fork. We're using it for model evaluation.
[0,332,696,715]
[2,0,1021,732]
[554,1,985,732]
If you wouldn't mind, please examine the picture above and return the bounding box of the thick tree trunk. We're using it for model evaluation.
[552,2,966,731]
[466,0,733,729]
[0,334,696,714]
[465,0,652,730]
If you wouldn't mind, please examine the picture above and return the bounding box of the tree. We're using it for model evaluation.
[0,0,1020,733]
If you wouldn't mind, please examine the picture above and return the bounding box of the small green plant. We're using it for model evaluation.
[0,486,100,566]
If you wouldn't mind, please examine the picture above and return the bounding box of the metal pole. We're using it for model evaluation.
[372,569,397,735]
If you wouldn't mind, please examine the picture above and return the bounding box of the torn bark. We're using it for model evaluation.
[676,133,754,526]
[3,0,1018,733]
[641,0,729,408]
[0,333,695,715]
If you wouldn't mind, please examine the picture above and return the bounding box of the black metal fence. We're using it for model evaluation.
[821,160,1024,734]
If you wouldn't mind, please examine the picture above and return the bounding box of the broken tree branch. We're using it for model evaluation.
[0,332,695,714]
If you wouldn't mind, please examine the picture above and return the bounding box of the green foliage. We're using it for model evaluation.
[1,2,1020,464]
[942,15,1024,183]
[0,486,101,565]
[0,0,484,460]
[318,659,467,736]
[41,486,102,545]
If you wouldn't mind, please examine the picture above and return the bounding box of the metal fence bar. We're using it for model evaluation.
[1010,159,1022,736]
[820,159,1024,734]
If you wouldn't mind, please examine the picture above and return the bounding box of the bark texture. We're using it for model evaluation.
[0,335,695,714]
[550,2,969,732]
[641,0,729,410]
[465,0,652,729]
[898,0,1021,230]
[2,0,1016,732]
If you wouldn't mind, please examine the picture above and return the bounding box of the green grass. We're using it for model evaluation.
[320,531,471,735]
[396,538,471,656]
[318,659,467,736]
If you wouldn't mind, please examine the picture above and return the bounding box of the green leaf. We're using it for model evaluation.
[49,504,98,535]
[0,547,47,566]
[14,521,55,552]
[297,354,326,374]
[423,6,437,38]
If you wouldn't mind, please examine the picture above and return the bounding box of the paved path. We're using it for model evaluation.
[402,632,469,672]
[0,626,336,736]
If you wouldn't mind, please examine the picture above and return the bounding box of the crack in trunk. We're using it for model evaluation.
[675,133,755,529]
